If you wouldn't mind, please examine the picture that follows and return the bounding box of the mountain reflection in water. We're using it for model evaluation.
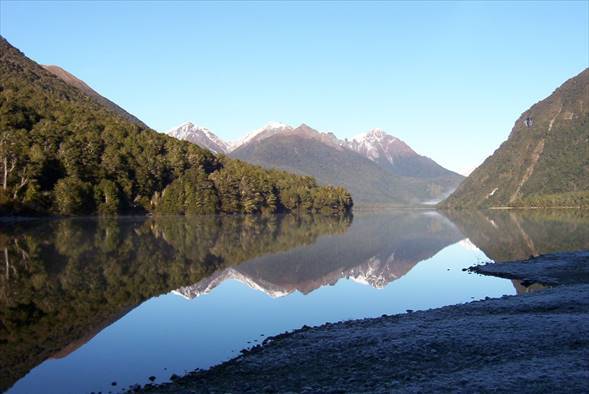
[175,212,462,299]
[446,209,589,294]
[2,209,588,393]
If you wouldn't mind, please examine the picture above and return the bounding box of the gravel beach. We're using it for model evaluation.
[137,251,589,393]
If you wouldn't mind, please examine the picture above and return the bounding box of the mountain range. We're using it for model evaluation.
[6,34,585,211]
[443,68,589,208]
[164,121,230,154]
[164,121,464,205]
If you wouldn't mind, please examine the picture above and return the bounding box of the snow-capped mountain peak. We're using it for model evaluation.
[165,122,229,154]
[352,128,380,141]
[228,121,293,151]
[164,122,416,166]
[346,128,415,163]
[173,267,292,300]
[263,121,291,130]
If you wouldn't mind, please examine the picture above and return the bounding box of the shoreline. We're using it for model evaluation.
[135,250,589,393]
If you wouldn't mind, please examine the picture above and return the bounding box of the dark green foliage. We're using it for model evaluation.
[156,167,219,215]
[155,158,353,215]
[53,176,94,214]
[0,37,352,215]
[442,68,589,208]
[512,191,589,208]
[95,179,122,215]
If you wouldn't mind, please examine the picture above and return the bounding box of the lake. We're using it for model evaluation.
[2,210,588,393]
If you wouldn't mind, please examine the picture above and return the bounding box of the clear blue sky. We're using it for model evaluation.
[1,1,587,175]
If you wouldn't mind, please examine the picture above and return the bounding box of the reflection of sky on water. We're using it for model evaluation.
[10,239,512,394]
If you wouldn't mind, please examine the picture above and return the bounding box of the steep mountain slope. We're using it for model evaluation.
[165,122,229,153]
[231,124,425,204]
[443,68,589,208]
[42,64,148,128]
[163,120,463,205]
[346,129,463,182]
[231,124,461,205]
[344,129,463,201]
[0,36,352,215]
[230,121,294,150]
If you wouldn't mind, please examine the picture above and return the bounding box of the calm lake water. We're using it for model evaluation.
[2,210,588,393]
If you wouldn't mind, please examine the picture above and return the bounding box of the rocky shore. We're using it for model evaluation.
[137,251,589,393]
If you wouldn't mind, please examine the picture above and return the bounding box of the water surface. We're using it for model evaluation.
[2,210,588,393]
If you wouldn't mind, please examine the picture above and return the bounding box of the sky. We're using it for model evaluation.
[1,1,587,175]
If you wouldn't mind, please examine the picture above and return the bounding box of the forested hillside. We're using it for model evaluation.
[0,37,352,215]
[42,64,148,128]
[442,68,589,208]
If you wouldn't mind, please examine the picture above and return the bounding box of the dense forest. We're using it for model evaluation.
[0,214,351,390]
[0,36,352,216]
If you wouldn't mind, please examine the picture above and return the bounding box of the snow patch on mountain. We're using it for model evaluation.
[173,249,412,301]
[458,238,480,252]
[346,252,399,288]
[165,122,229,154]
[164,122,416,166]
[345,128,415,164]
[229,121,293,151]
[173,267,292,299]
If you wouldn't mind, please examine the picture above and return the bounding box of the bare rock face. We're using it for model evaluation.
[344,129,464,187]
[344,128,415,164]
